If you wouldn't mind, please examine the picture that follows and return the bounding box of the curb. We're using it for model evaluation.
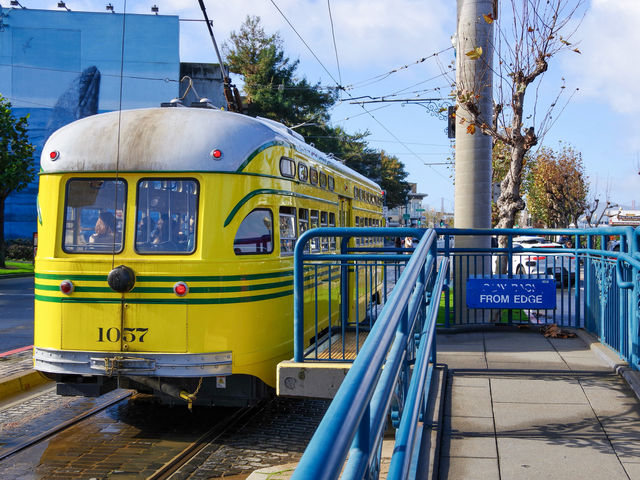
[246,463,298,480]
[0,273,34,279]
[572,328,640,402]
[0,370,51,401]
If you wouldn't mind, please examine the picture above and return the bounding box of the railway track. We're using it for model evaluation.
[0,387,329,479]
[148,403,262,480]
[0,388,133,461]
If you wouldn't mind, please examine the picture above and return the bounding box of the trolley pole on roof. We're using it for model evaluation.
[454,0,494,322]
[197,0,243,113]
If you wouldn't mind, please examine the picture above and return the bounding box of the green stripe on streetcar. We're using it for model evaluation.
[35,289,294,305]
[35,270,294,282]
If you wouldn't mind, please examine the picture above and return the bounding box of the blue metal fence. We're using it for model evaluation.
[290,226,640,479]
[292,227,446,479]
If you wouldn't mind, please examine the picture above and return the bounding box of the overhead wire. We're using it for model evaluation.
[326,0,342,89]
[0,62,178,83]
[267,0,453,182]
[268,0,342,90]
[344,46,454,90]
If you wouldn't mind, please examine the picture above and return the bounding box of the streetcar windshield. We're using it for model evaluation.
[62,179,126,254]
[135,179,199,254]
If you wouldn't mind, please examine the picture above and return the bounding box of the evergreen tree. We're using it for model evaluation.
[224,15,335,126]
[224,16,410,209]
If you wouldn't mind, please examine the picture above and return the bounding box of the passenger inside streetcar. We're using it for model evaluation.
[89,211,116,245]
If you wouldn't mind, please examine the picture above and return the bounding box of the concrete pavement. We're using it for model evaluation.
[2,323,639,479]
[438,328,640,480]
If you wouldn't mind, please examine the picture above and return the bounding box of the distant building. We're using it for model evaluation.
[608,209,640,227]
[386,183,428,227]
[179,63,229,108]
[0,7,225,239]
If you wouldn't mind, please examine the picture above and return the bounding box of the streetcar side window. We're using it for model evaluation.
[309,168,318,185]
[310,209,319,252]
[280,157,296,178]
[135,179,199,255]
[319,172,327,189]
[299,208,309,253]
[298,163,308,182]
[234,209,273,255]
[320,211,328,251]
[62,179,126,254]
[329,212,336,250]
[279,207,297,256]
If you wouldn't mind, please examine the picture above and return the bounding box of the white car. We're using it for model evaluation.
[511,236,576,286]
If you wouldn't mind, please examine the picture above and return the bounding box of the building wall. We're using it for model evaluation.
[179,63,228,108]
[0,8,180,239]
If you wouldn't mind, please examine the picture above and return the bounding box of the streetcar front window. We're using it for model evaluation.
[62,179,126,254]
[135,179,199,254]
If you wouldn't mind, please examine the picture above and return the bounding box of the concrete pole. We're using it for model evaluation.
[454,0,494,323]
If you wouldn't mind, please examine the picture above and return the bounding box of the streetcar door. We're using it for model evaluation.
[338,196,352,326]
[339,196,351,227]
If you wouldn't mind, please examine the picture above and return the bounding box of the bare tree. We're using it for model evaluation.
[584,177,617,228]
[452,0,584,237]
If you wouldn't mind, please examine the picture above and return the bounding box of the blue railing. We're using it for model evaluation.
[434,226,639,369]
[291,226,640,479]
[292,227,447,479]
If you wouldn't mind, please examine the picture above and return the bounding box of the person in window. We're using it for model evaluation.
[151,214,178,246]
[151,215,169,244]
[136,215,155,244]
[89,211,115,244]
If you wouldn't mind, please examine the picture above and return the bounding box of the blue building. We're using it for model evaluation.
[0,7,180,239]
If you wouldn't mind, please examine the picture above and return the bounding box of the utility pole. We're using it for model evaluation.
[454,0,494,322]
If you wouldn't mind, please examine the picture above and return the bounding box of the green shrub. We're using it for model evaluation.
[5,238,34,261]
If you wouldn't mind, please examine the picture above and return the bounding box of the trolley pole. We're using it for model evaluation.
[454,0,494,322]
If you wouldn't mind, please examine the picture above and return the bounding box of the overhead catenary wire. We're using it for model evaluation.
[326,0,342,90]
[1,62,179,83]
[112,0,128,269]
[268,0,343,90]
[344,46,454,90]
[268,0,453,182]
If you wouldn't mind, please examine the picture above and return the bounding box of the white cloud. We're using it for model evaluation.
[174,0,453,83]
[565,0,640,115]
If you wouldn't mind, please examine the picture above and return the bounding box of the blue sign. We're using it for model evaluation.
[466,277,556,309]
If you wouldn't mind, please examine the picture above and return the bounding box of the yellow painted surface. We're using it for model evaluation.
[0,371,51,401]
[34,142,383,389]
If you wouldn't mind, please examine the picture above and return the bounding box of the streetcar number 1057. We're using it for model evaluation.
[98,327,149,343]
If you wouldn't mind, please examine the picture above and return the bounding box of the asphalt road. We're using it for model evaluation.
[0,277,34,352]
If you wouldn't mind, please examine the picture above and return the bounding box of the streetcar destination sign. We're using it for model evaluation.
[466,277,556,309]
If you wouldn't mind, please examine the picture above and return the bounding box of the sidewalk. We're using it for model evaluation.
[438,328,640,480]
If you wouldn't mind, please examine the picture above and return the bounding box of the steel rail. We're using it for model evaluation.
[0,389,132,461]
[147,402,264,480]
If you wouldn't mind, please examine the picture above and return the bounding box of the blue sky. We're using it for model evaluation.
[18,0,640,212]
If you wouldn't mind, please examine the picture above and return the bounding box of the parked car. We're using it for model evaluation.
[511,236,576,286]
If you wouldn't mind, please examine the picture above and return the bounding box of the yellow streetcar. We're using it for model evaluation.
[33,105,384,407]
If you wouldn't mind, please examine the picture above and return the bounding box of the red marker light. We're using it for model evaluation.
[173,281,188,297]
[60,280,74,295]
[50,150,60,161]
[211,149,223,160]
